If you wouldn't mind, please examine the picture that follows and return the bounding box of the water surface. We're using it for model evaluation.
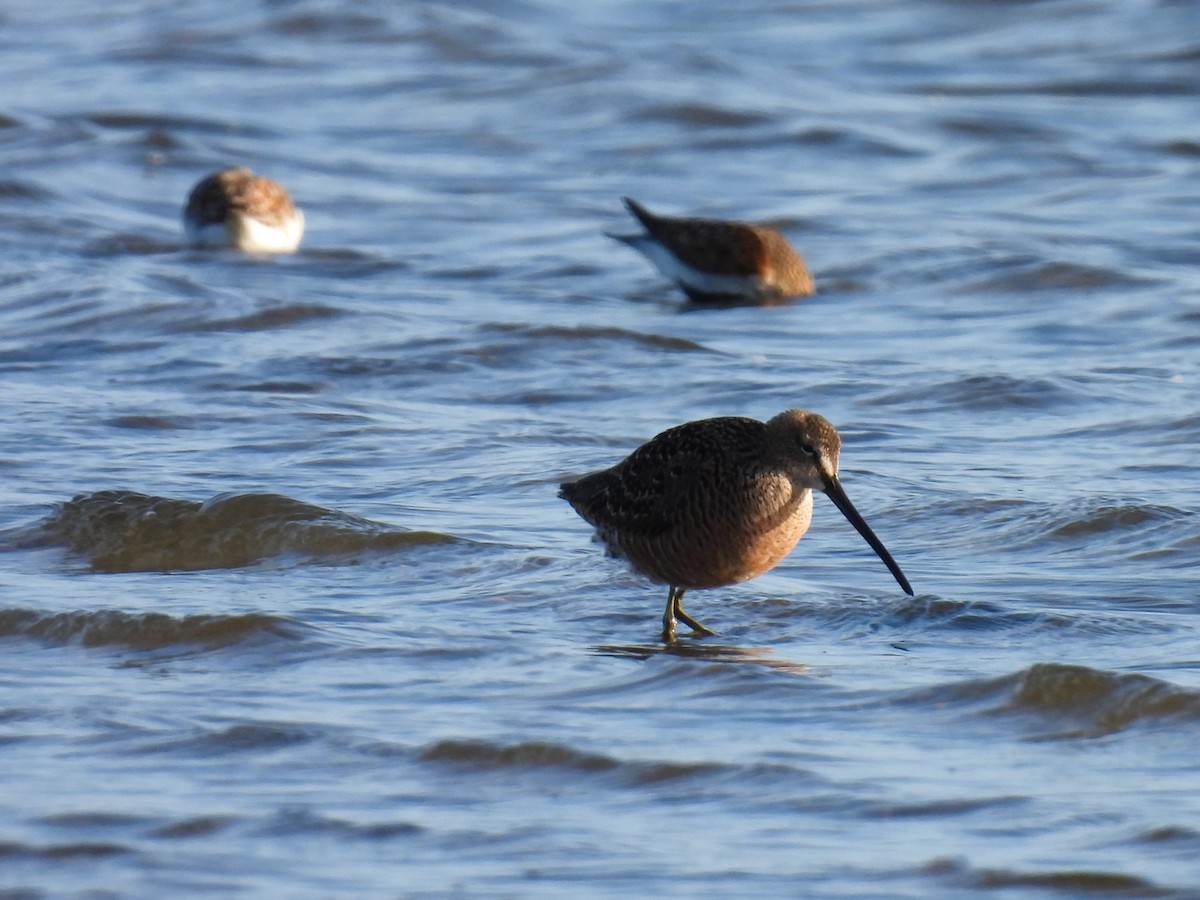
[1,0,1199,896]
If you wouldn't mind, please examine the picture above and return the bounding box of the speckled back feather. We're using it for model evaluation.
[561,417,766,535]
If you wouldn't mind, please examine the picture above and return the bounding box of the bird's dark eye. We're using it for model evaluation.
[800,443,817,458]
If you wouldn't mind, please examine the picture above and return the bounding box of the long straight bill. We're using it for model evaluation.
[822,475,913,596]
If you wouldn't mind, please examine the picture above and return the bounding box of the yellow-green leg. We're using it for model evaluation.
[662,586,716,642]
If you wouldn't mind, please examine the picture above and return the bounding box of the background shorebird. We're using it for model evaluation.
[560,409,912,641]
[607,197,814,304]
[183,167,305,254]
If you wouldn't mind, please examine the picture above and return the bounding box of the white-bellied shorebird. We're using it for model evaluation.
[608,198,814,304]
[183,167,304,253]
[560,409,911,641]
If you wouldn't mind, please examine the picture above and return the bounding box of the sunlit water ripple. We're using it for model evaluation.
[1,0,1198,896]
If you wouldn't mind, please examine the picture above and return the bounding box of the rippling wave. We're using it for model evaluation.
[925,857,1172,898]
[913,496,1195,563]
[0,608,299,649]
[422,738,733,785]
[26,490,457,572]
[869,373,1077,412]
[911,663,1200,739]
[484,322,709,353]
[0,841,132,861]
[964,260,1156,293]
[179,303,343,333]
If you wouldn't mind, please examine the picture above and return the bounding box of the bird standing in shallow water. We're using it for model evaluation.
[607,197,814,304]
[183,167,305,254]
[559,409,912,641]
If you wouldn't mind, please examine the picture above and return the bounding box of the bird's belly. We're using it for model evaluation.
[230,211,305,253]
[608,490,814,590]
[635,240,764,298]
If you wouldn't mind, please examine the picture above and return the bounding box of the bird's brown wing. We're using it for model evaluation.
[622,198,769,277]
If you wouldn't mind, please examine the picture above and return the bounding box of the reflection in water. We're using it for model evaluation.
[592,641,811,675]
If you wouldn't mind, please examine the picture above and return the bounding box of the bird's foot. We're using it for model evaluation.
[675,609,717,637]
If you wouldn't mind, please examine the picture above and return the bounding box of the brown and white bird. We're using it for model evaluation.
[183,167,305,254]
[608,198,814,304]
[559,409,911,641]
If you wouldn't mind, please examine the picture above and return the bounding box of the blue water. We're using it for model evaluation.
[1,0,1199,896]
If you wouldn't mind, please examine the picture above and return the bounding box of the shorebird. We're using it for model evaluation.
[183,167,305,253]
[559,409,912,641]
[607,197,814,304]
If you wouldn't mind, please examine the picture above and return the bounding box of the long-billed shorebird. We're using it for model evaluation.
[559,409,912,641]
[183,167,305,254]
[607,198,814,304]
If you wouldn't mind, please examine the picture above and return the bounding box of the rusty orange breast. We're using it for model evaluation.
[613,484,814,590]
